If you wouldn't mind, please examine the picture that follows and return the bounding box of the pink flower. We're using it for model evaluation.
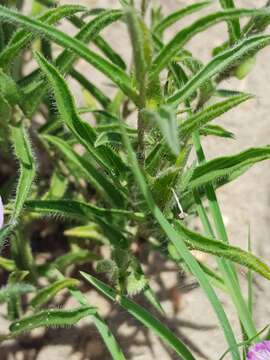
[0,196,4,229]
[247,341,270,359]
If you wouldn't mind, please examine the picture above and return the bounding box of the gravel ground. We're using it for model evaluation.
[1,1,270,359]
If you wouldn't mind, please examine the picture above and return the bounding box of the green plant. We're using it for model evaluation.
[0,0,270,358]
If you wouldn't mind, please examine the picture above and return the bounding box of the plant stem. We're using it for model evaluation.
[137,110,146,165]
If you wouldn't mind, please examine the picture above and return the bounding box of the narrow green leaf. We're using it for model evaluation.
[29,278,79,309]
[174,221,270,281]
[64,224,107,243]
[168,35,270,105]
[0,5,86,66]
[0,123,36,251]
[0,6,139,104]
[150,8,270,79]
[55,270,127,360]
[81,272,196,360]
[153,1,212,34]
[24,199,143,221]
[21,10,124,115]
[10,306,96,335]
[53,250,100,271]
[125,6,152,104]
[180,93,252,137]
[219,0,241,43]
[35,52,128,177]
[94,131,125,148]
[200,124,235,139]
[10,124,36,222]
[94,35,126,70]
[187,147,270,190]
[43,169,68,200]
[43,134,126,206]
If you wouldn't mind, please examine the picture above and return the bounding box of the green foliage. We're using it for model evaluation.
[81,272,196,360]
[0,1,270,358]
[10,306,96,335]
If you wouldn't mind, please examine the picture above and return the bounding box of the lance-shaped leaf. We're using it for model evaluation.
[186,147,270,190]
[55,10,123,74]
[219,0,241,43]
[125,6,152,104]
[150,8,270,79]
[43,134,126,206]
[153,1,212,34]
[0,123,36,251]
[25,199,129,248]
[81,272,196,360]
[174,221,270,281]
[0,5,86,66]
[22,10,124,115]
[200,124,235,139]
[53,250,100,271]
[0,6,139,104]
[35,52,127,177]
[94,35,126,70]
[9,306,96,335]
[25,199,143,222]
[180,93,252,137]
[29,278,79,309]
[168,34,270,105]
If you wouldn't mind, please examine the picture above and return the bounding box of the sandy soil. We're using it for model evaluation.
[1,1,270,359]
